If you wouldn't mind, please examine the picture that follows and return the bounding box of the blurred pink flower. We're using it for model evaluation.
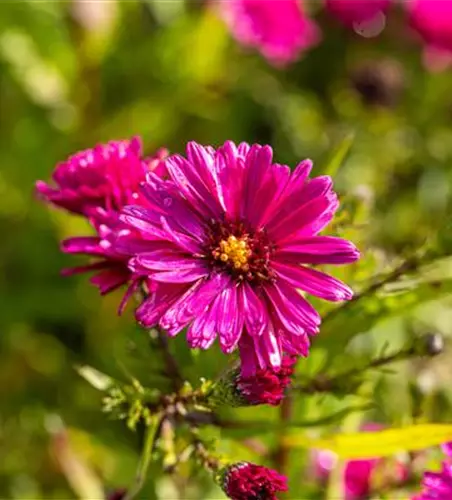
[218,0,320,66]
[326,0,390,27]
[408,0,452,71]
[409,0,452,53]
[313,424,409,500]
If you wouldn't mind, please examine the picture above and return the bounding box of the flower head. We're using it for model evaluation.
[326,0,390,27]
[118,141,359,373]
[219,462,288,500]
[218,0,320,66]
[413,442,452,500]
[37,137,168,303]
[36,138,165,215]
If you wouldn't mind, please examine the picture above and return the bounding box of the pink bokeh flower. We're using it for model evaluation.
[37,138,167,303]
[413,442,452,500]
[313,424,409,500]
[326,0,390,28]
[219,462,288,500]
[118,141,359,373]
[218,0,320,66]
[408,0,452,53]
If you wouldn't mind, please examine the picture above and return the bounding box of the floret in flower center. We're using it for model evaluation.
[213,235,252,272]
[207,220,275,283]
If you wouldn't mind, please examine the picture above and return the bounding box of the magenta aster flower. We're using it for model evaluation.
[237,355,296,406]
[326,0,390,28]
[118,141,359,374]
[37,138,167,304]
[217,0,320,66]
[36,138,166,215]
[413,442,452,500]
[219,462,288,500]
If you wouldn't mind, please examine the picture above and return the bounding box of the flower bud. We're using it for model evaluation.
[217,462,288,500]
[208,356,297,407]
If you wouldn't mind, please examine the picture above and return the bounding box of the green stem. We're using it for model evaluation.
[124,414,161,500]
[322,257,420,324]
[293,332,441,395]
[274,395,292,474]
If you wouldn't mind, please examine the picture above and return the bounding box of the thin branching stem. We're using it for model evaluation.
[155,327,184,392]
[123,413,162,500]
[322,256,420,324]
[292,345,419,394]
[274,395,292,474]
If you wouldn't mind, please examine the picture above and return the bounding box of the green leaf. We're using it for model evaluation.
[323,133,355,177]
[75,364,113,391]
[317,271,452,360]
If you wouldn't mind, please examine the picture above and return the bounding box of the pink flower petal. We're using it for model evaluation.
[274,261,354,302]
[276,235,360,265]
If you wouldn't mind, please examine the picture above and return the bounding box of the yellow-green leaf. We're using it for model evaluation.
[284,424,452,459]
[323,133,355,177]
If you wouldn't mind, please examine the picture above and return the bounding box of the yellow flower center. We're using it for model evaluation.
[213,235,252,271]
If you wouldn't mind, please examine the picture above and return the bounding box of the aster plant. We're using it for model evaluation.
[37,135,450,500]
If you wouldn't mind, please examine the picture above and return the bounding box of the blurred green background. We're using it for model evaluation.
[2,1,452,498]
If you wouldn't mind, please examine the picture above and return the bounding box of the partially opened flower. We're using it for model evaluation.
[326,0,390,28]
[218,0,320,66]
[218,462,288,500]
[209,355,297,407]
[237,354,296,405]
[37,138,168,304]
[118,141,359,374]
[413,442,452,500]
